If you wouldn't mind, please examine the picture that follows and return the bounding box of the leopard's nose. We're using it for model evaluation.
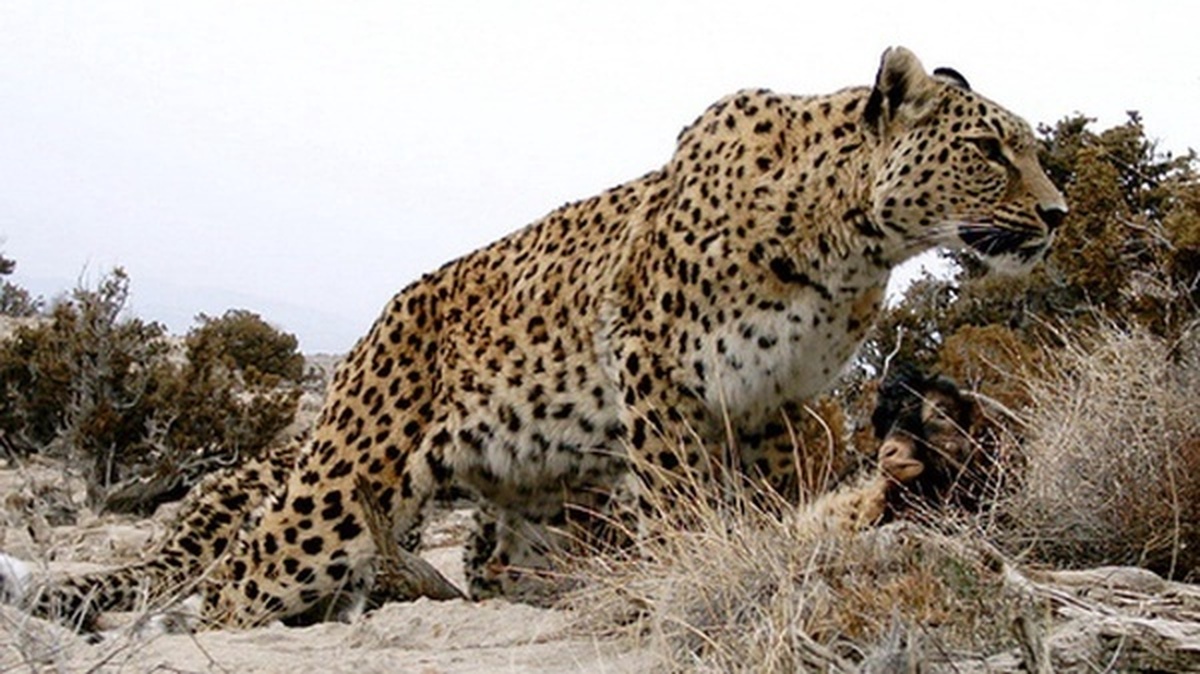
[1036,204,1067,232]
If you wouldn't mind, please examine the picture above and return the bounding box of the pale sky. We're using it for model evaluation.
[2,1,1197,352]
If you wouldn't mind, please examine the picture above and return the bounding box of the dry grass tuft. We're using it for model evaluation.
[1,604,86,670]
[564,475,1018,672]
[996,321,1200,580]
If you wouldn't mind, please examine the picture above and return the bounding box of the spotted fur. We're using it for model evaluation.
[4,47,1064,629]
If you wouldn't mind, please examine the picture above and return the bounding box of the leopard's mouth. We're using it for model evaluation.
[958,222,1051,271]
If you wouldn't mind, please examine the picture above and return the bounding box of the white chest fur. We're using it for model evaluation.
[693,279,885,426]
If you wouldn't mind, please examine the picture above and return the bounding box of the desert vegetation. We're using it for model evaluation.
[0,267,307,515]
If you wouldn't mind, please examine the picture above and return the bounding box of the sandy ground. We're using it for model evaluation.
[0,459,655,673]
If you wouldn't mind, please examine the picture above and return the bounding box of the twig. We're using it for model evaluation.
[880,326,905,383]
[354,475,465,602]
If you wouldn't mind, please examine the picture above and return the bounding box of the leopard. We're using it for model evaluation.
[1,46,1065,629]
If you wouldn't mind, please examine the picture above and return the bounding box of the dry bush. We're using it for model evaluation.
[751,396,860,502]
[0,252,42,319]
[188,309,307,385]
[937,324,1045,413]
[565,470,1018,672]
[996,321,1200,581]
[0,269,302,514]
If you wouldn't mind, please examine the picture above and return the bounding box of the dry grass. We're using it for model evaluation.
[564,474,1019,672]
[995,321,1200,581]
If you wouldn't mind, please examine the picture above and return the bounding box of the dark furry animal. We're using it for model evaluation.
[872,365,994,515]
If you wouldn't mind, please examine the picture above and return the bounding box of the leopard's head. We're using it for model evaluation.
[865,47,1066,273]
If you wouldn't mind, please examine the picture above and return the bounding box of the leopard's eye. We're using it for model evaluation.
[967,137,1008,165]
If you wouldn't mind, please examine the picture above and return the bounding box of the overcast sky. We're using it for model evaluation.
[2,1,1197,352]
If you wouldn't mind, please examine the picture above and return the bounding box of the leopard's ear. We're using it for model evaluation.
[864,47,939,134]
